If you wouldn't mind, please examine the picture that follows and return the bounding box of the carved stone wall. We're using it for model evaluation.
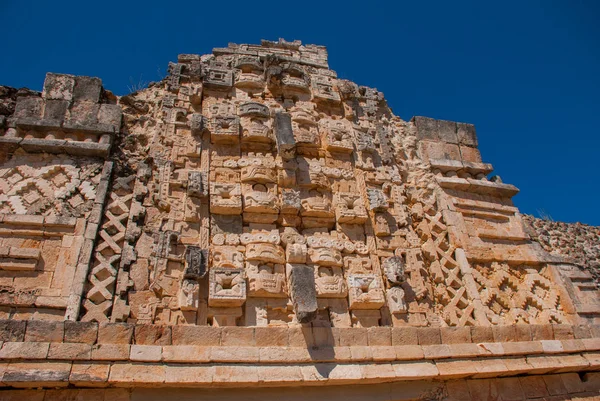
[0,38,599,397]
[524,215,600,286]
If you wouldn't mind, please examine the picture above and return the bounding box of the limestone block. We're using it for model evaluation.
[108,362,166,385]
[47,343,92,360]
[286,263,318,323]
[0,320,26,342]
[417,327,441,345]
[347,274,385,310]
[69,362,110,386]
[43,73,75,101]
[315,266,347,298]
[134,325,172,346]
[3,361,71,387]
[162,345,210,363]
[0,342,50,359]
[171,326,221,346]
[90,344,130,361]
[208,268,246,307]
[97,323,134,344]
[130,345,162,362]
[24,320,64,342]
[64,321,98,343]
[274,112,296,158]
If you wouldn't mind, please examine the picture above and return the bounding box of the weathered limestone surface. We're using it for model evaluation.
[0,38,599,398]
[525,215,600,286]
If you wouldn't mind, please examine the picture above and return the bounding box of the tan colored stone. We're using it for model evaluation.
[552,324,575,340]
[171,325,221,346]
[440,327,471,344]
[338,327,368,346]
[312,327,335,347]
[164,365,214,385]
[108,363,166,385]
[91,344,130,361]
[258,346,311,363]
[367,327,391,346]
[97,323,133,344]
[257,365,303,384]
[519,375,549,398]
[162,345,210,363]
[370,346,396,361]
[436,360,475,379]
[349,346,372,361]
[3,361,71,387]
[48,343,92,360]
[531,324,554,341]
[210,346,259,362]
[0,342,49,359]
[394,345,424,360]
[69,362,110,386]
[448,343,481,358]
[501,340,543,355]
[287,326,313,347]
[470,326,494,343]
[254,327,288,347]
[213,365,259,385]
[134,325,171,345]
[492,325,516,342]
[417,327,441,345]
[392,327,419,345]
[392,361,439,380]
[422,344,451,359]
[130,345,161,362]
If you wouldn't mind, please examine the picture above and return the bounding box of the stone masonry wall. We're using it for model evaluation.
[525,215,600,287]
[0,39,599,397]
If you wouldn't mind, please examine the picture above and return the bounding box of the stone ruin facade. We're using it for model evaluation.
[0,39,598,400]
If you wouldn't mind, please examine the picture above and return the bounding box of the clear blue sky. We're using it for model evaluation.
[2,0,599,225]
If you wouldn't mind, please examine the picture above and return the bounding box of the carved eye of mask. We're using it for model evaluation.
[253,183,267,192]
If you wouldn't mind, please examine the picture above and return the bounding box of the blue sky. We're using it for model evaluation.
[2,0,599,225]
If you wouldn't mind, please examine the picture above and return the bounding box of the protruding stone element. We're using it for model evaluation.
[239,102,270,118]
[184,246,207,279]
[286,243,307,264]
[190,113,204,134]
[347,274,385,310]
[382,256,406,286]
[204,64,233,90]
[246,261,287,298]
[386,286,407,314]
[208,268,246,307]
[315,266,347,298]
[286,264,317,323]
[187,171,206,198]
[274,112,296,158]
[178,279,200,311]
[366,188,388,211]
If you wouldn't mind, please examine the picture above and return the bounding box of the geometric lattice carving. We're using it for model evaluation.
[0,155,102,216]
[81,175,138,322]
[472,262,567,325]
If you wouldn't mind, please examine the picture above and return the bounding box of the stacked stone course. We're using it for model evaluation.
[0,38,599,399]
